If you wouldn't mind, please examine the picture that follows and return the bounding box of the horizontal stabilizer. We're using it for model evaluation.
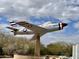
[6,27,18,32]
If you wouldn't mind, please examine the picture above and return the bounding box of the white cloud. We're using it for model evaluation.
[74,22,79,29]
[0,8,5,12]
[15,34,34,39]
[0,0,33,17]
[0,23,8,29]
[0,0,79,21]
[41,32,79,45]
[0,0,79,45]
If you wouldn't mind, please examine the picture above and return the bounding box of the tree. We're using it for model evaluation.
[47,42,72,56]
[0,47,3,55]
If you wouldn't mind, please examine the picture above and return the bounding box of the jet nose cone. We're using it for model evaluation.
[62,23,68,27]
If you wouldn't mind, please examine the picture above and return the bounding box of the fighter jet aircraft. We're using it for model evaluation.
[7,20,68,56]
[7,20,67,37]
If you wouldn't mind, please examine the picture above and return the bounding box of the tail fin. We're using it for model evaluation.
[9,21,17,27]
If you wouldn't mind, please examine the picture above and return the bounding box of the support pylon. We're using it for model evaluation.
[34,33,40,59]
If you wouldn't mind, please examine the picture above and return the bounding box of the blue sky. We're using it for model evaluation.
[0,0,79,45]
[0,16,8,24]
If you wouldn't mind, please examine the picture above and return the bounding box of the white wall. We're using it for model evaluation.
[73,44,79,59]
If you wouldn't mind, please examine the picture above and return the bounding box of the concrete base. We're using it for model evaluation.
[14,54,45,59]
[14,54,32,59]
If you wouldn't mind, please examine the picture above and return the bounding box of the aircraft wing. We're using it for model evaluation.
[16,21,47,33]
[6,27,18,31]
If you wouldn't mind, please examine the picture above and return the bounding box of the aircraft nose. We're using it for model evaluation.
[62,23,68,27]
